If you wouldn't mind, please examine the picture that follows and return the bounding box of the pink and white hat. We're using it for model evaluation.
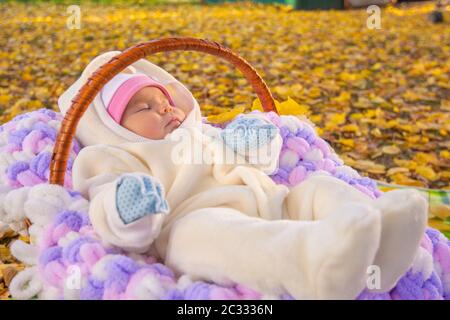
[100,73,175,124]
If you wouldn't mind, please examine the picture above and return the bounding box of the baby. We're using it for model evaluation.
[58,51,428,299]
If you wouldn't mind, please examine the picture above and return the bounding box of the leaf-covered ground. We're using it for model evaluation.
[0,2,448,189]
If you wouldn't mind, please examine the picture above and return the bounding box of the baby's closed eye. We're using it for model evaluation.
[135,103,153,113]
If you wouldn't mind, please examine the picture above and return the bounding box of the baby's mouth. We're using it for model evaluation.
[166,115,181,128]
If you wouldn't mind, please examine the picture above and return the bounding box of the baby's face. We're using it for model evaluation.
[120,86,187,140]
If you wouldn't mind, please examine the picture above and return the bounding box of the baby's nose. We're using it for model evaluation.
[162,105,173,113]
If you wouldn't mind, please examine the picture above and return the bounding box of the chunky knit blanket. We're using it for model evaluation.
[0,108,449,300]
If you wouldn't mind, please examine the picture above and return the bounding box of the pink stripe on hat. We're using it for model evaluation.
[101,74,175,124]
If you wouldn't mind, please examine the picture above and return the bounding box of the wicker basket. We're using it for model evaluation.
[49,37,279,187]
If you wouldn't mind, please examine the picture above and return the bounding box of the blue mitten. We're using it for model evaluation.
[220,116,278,154]
[116,174,169,225]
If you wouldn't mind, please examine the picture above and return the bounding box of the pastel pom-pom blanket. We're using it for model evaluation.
[0,108,449,300]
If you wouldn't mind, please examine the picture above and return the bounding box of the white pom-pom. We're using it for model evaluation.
[91,255,116,281]
[67,197,90,213]
[280,115,302,133]
[411,247,434,280]
[0,185,13,222]
[280,149,299,168]
[57,231,80,248]
[10,239,38,265]
[16,117,37,130]
[334,165,360,178]
[24,184,72,227]
[0,152,16,170]
[303,149,323,162]
[177,274,194,291]
[0,221,10,238]
[9,267,43,300]
[0,131,9,145]
[133,272,171,300]
[12,150,35,162]
[28,224,45,246]
[41,144,54,153]
[47,120,61,130]
[2,186,31,223]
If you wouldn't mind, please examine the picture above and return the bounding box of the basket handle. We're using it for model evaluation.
[50,37,277,186]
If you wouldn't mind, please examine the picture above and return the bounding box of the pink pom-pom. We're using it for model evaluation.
[315,159,336,173]
[52,224,71,242]
[42,260,66,287]
[6,179,22,188]
[265,112,281,127]
[22,130,43,154]
[234,284,262,299]
[288,166,307,185]
[435,243,450,273]
[420,234,434,255]
[16,170,44,186]
[37,137,53,153]
[313,138,331,157]
[64,173,73,190]
[1,144,21,153]
[286,137,309,155]
[79,243,106,269]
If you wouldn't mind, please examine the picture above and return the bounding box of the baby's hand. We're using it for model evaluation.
[220,116,278,154]
[116,174,169,225]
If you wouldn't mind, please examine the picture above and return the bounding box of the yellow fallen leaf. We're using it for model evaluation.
[387,167,409,176]
[337,138,354,148]
[251,98,264,112]
[308,87,321,99]
[278,97,310,116]
[414,152,439,166]
[207,106,245,124]
[21,72,33,82]
[440,150,450,160]
[428,218,450,232]
[430,204,450,220]
[371,128,383,138]
[309,114,323,124]
[381,145,401,155]
[0,95,11,105]
[341,123,360,134]
[333,91,351,104]
[329,113,346,126]
[391,173,425,187]
[352,160,386,174]
[415,166,438,181]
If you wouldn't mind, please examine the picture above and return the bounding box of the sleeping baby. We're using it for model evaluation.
[58,51,428,300]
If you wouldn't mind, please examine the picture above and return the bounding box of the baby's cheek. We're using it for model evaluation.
[126,114,164,139]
